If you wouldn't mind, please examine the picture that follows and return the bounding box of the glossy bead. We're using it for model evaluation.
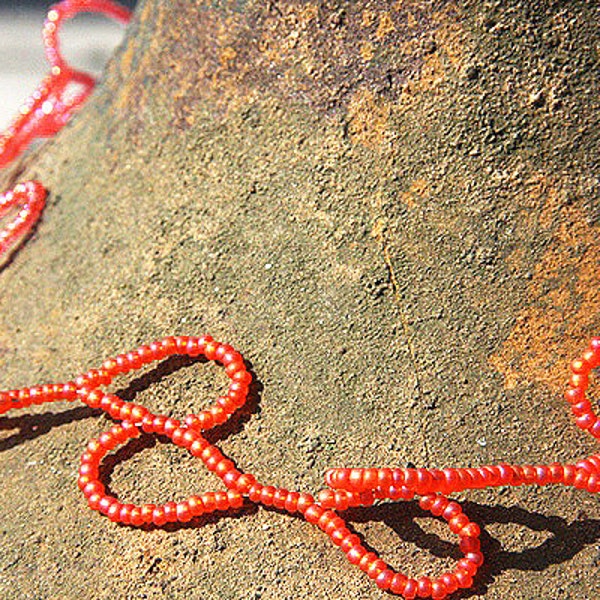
[449,514,469,534]
[390,573,408,594]
[403,578,418,599]
[347,546,367,565]
[284,491,300,512]
[457,558,478,577]
[416,577,432,598]
[176,502,192,522]
[358,551,378,573]
[188,496,204,517]
[152,506,168,527]
[440,573,458,594]
[454,569,473,589]
[460,522,481,538]
[375,569,394,590]
[431,580,447,599]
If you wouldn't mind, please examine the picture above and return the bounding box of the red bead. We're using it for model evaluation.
[416,576,432,598]
[403,578,418,599]
[442,501,462,521]
[272,488,288,510]
[459,537,480,553]
[454,569,473,589]
[227,491,244,509]
[347,546,367,565]
[449,514,469,534]
[304,504,324,524]
[119,504,134,525]
[284,491,300,512]
[440,573,459,595]
[431,580,447,599]
[357,551,377,573]
[390,573,408,594]
[204,341,219,360]
[141,504,156,523]
[188,496,204,517]
[176,502,192,522]
[465,551,484,567]
[340,533,361,553]
[460,522,481,538]
[163,502,178,522]
[130,507,144,527]
[457,558,478,577]
[296,493,315,513]
[152,507,168,527]
[375,569,394,590]
[583,346,600,368]
[201,493,217,512]
[430,496,449,517]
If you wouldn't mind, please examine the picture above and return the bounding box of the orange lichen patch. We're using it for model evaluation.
[432,3,465,66]
[376,12,396,40]
[298,4,319,26]
[347,88,391,148]
[401,179,430,208]
[393,3,467,106]
[505,246,525,272]
[417,53,445,89]
[361,9,377,28]
[219,46,237,67]
[134,1,471,125]
[360,41,375,61]
[489,180,599,393]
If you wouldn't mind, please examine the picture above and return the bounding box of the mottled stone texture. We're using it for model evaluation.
[0,1,598,598]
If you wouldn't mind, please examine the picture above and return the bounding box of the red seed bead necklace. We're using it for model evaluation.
[0,3,598,599]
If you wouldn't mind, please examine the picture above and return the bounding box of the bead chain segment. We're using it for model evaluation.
[0,1,131,259]
[1,2,599,599]
[1,335,599,599]
[0,182,47,257]
[0,0,131,169]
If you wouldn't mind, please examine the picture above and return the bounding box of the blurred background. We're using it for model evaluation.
[0,0,137,130]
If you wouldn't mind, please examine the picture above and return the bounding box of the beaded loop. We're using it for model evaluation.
[0,181,47,257]
[1,335,599,598]
[0,0,131,258]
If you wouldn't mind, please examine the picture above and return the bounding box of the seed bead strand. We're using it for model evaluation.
[0,1,131,258]
[324,339,600,500]
[1,336,599,598]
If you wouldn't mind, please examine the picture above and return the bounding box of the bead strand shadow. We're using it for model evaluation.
[4,356,600,598]
[0,351,262,456]
[335,498,600,598]
[459,499,600,598]
[0,405,99,452]
[111,353,263,443]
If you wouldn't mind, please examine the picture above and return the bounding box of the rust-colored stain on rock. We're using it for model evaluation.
[400,178,429,208]
[489,176,599,393]
[347,88,391,148]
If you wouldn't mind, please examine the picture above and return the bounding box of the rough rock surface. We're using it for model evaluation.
[0,1,598,598]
